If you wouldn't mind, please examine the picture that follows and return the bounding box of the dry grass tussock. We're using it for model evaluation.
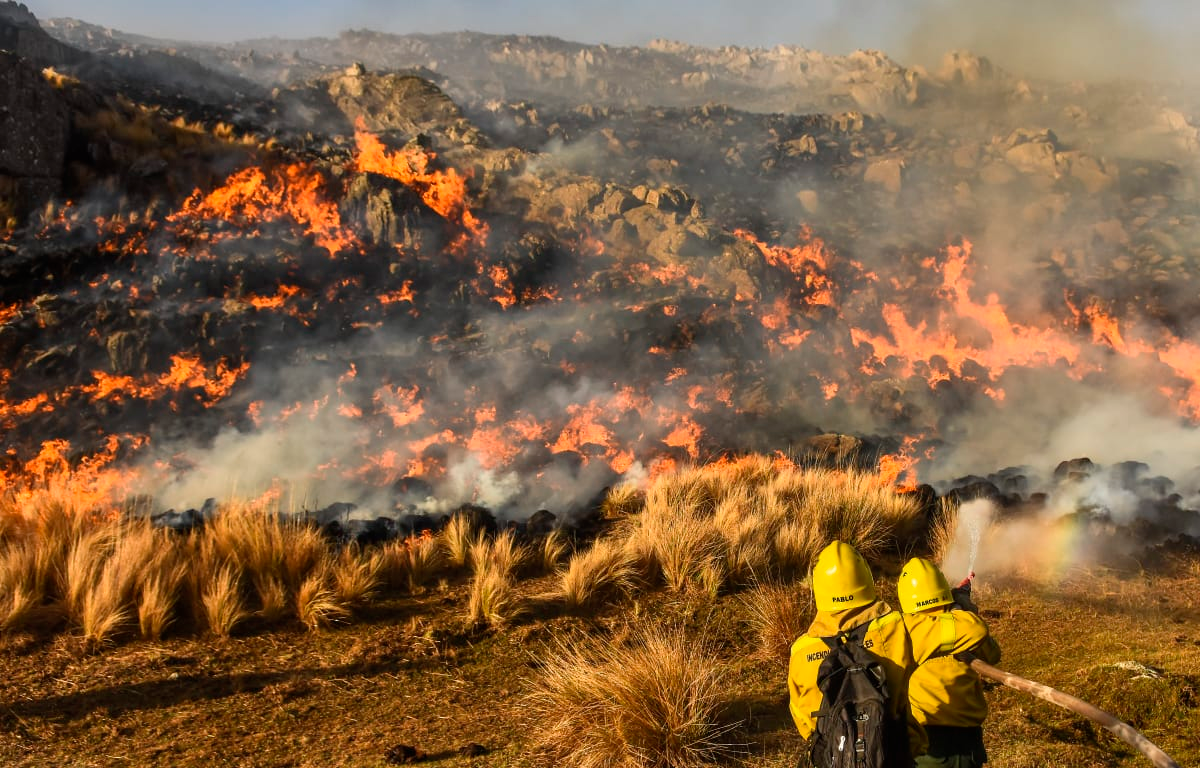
[526,624,738,768]
[0,454,931,648]
[558,538,637,609]
[202,564,247,637]
[599,481,646,519]
[742,579,814,662]
[442,512,477,569]
[205,504,326,596]
[380,531,444,593]
[296,565,350,631]
[466,531,527,628]
[537,528,569,572]
[604,460,923,599]
[331,546,383,607]
[927,496,959,565]
[0,498,373,643]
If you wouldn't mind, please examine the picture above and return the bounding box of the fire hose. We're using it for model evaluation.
[960,652,1181,768]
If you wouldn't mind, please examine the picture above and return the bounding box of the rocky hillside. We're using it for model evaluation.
[0,1,1196,539]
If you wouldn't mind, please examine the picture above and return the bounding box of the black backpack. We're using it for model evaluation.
[808,622,909,768]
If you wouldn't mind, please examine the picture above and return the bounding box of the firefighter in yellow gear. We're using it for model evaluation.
[787,540,928,762]
[898,557,1002,768]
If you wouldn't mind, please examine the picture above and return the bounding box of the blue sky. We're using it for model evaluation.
[25,0,1200,80]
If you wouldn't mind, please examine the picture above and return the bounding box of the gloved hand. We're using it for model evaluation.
[951,572,978,612]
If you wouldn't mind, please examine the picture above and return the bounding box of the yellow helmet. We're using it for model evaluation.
[812,541,877,611]
[898,557,953,613]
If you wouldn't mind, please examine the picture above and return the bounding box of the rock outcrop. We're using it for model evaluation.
[0,50,69,214]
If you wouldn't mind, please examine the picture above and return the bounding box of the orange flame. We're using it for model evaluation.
[877,435,921,491]
[171,163,357,256]
[352,119,488,252]
[851,240,1086,392]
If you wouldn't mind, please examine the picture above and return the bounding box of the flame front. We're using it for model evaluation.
[12,114,1200,516]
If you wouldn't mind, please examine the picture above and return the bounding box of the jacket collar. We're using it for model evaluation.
[806,599,895,637]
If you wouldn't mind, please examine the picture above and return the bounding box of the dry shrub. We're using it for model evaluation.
[2,585,43,632]
[0,506,26,545]
[722,453,781,489]
[526,625,737,768]
[742,580,813,662]
[63,527,115,623]
[644,465,722,521]
[559,538,637,609]
[796,469,920,560]
[296,568,349,631]
[202,564,247,637]
[405,533,442,590]
[714,491,775,585]
[772,521,819,579]
[594,460,926,608]
[467,530,491,573]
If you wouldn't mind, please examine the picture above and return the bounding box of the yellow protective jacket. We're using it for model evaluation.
[787,600,928,758]
[901,606,1001,728]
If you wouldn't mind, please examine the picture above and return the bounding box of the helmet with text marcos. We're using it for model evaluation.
[897,556,954,613]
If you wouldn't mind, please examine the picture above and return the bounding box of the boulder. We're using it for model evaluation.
[937,50,995,84]
[598,186,637,218]
[647,227,707,262]
[864,156,905,193]
[622,204,674,242]
[0,3,86,68]
[0,51,69,214]
[799,433,862,467]
[538,179,602,222]
[106,329,150,374]
[324,66,481,143]
[526,509,556,534]
[643,185,694,215]
[1062,152,1117,193]
[1003,128,1060,176]
[1054,457,1096,481]
[341,173,434,250]
[782,135,818,157]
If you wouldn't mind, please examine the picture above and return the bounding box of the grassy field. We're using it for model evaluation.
[0,457,1196,767]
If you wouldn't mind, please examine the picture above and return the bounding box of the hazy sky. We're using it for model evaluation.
[25,0,1200,80]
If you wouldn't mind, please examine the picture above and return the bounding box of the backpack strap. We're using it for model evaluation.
[848,620,873,644]
[817,620,872,651]
[867,610,902,633]
[937,611,957,654]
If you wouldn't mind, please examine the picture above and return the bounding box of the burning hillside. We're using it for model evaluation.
[0,2,1197,552]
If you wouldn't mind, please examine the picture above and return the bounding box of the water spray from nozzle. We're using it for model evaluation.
[943,498,995,584]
